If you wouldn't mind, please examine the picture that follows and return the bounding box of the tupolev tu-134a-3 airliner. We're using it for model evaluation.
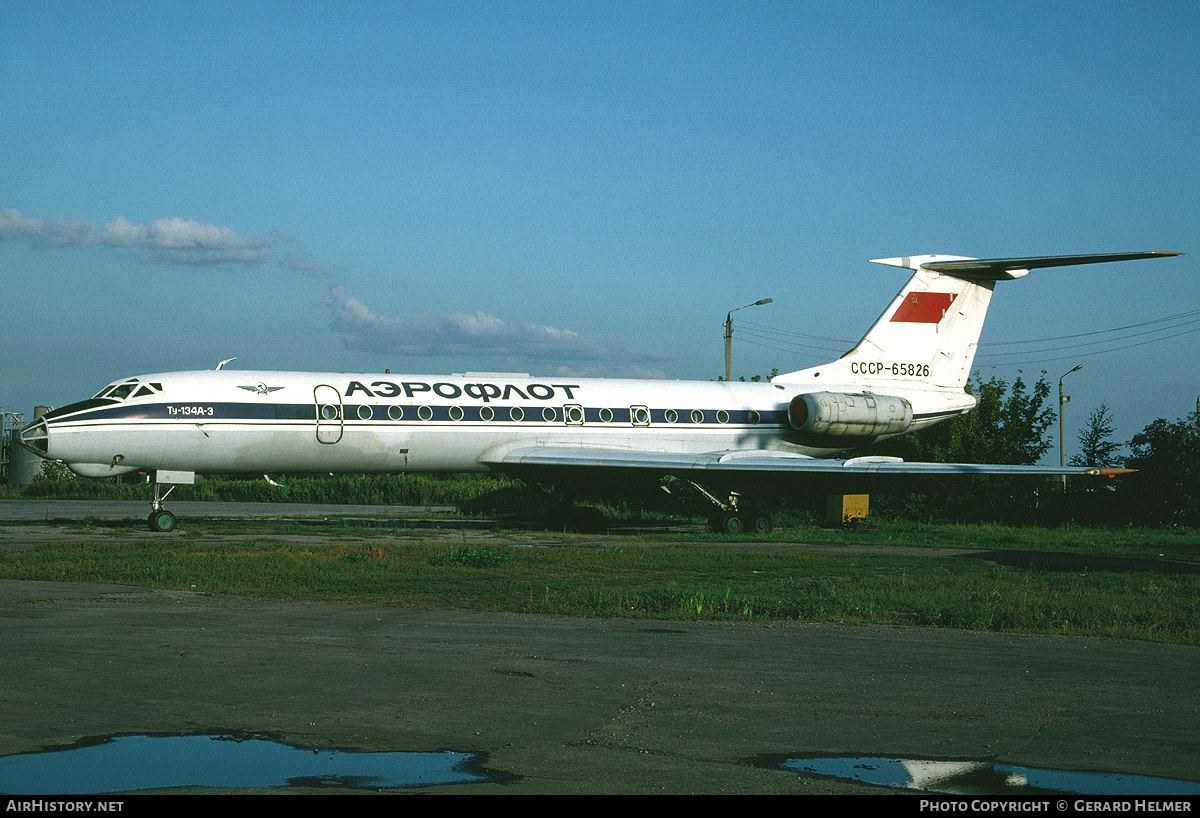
[20,251,1179,532]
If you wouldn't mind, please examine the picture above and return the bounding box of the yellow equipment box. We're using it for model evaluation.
[826,494,869,525]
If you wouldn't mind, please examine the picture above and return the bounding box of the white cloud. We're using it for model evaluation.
[0,208,270,266]
[320,285,654,366]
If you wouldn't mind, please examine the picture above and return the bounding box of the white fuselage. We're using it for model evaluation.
[22,252,1176,500]
[24,369,974,478]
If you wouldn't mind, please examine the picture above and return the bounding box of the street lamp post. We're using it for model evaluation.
[725,299,773,381]
[1059,364,1082,489]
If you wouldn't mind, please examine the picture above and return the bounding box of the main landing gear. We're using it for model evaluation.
[660,476,773,535]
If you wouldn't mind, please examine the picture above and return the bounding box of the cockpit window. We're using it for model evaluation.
[93,380,162,401]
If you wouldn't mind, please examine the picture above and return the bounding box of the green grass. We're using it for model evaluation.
[2,519,1197,645]
[695,518,1200,564]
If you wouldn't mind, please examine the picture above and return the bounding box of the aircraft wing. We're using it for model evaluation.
[481,446,1129,477]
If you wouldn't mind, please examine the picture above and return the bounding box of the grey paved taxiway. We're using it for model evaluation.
[1,501,1197,795]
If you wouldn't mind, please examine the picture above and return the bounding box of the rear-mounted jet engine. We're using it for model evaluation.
[788,392,913,436]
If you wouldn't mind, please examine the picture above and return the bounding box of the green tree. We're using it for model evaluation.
[719,368,781,383]
[34,459,74,482]
[1117,412,1200,526]
[871,371,1056,465]
[864,372,1057,522]
[1059,403,1125,524]
[1070,403,1122,468]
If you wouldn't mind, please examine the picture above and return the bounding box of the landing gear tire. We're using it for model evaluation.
[746,511,773,535]
[148,509,177,533]
[743,503,773,534]
[707,509,772,535]
[709,511,744,535]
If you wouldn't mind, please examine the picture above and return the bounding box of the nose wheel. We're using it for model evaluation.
[148,509,177,532]
[147,482,178,532]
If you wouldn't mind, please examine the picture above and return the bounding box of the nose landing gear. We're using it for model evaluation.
[145,472,194,532]
[147,482,178,532]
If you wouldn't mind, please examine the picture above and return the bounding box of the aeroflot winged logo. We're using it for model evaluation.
[238,383,285,396]
[890,292,957,323]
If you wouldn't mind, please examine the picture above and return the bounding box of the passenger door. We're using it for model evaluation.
[314,384,343,444]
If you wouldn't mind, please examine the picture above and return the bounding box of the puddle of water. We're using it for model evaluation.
[771,756,1200,796]
[0,734,512,794]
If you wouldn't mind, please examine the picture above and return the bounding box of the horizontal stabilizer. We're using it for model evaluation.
[872,251,1180,281]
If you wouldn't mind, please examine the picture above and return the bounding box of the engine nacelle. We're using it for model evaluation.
[788,392,913,436]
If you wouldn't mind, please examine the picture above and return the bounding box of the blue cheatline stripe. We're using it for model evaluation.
[49,402,793,427]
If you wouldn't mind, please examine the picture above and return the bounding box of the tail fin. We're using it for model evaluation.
[774,252,1179,390]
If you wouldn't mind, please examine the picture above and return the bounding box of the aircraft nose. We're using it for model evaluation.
[18,417,50,458]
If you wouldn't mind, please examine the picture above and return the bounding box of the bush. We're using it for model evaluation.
[429,546,508,568]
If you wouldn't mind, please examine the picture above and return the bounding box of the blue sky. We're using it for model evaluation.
[2,1,1196,458]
